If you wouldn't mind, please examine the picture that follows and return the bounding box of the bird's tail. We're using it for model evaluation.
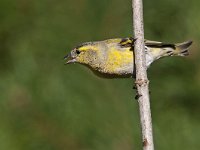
[145,40,193,59]
[174,40,193,56]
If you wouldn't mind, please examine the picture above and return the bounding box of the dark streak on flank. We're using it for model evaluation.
[166,51,173,54]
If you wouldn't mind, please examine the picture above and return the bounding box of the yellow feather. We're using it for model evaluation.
[105,48,133,72]
[79,45,98,51]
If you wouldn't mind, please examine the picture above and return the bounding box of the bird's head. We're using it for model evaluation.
[64,42,101,66]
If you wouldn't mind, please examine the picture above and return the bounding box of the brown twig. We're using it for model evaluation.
[132,0,154,149]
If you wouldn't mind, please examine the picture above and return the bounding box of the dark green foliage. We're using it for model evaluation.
[0,0,200,150]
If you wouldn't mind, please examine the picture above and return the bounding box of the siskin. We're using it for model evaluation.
[64,38,192,78]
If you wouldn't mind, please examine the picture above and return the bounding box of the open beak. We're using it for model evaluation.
[64,53,76,64]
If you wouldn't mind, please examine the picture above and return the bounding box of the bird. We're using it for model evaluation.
[64,37,192,78]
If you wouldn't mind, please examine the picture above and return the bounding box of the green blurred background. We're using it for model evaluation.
[0,0,200,150]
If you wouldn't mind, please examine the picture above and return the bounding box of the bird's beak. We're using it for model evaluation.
[64,52,76,64]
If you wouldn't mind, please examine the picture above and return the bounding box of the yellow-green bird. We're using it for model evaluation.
[64,38,192,78]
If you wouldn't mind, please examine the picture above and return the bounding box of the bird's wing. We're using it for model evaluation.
[119,37,137,48]
[118,38,176,49]
[144,39,175,48]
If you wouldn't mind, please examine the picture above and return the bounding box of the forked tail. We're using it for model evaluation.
[174,40,193,56]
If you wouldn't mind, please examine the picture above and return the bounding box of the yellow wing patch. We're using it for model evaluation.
[120,38,132,46]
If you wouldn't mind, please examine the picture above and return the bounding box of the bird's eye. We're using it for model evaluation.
[76,50,81,54]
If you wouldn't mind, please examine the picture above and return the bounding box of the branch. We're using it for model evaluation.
[132,0,154,150]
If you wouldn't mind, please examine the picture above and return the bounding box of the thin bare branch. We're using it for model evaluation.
[132,0,154,149]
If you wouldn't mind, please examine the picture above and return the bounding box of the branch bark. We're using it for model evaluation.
[132,0,154,150]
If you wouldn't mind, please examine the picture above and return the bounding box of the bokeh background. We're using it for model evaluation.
[0,0,200,150]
